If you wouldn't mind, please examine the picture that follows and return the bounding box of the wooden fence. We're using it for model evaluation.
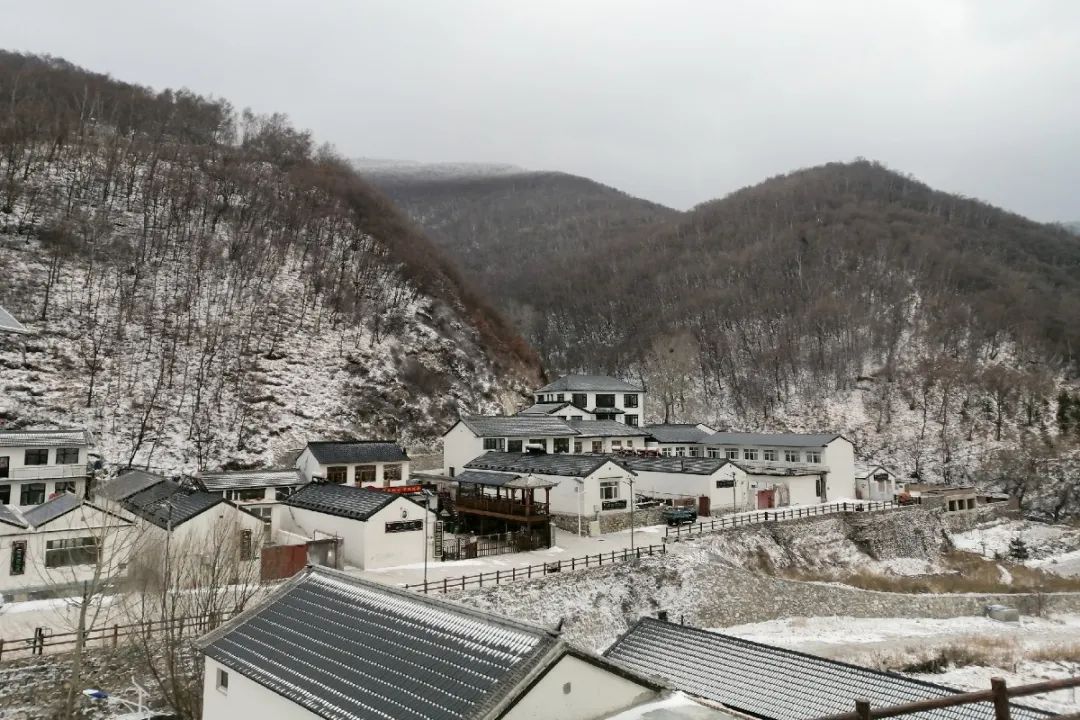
[404,543,667,594]
[0,610,233,662]
[665,500,902,540]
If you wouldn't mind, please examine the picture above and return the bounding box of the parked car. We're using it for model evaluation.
[662,506,698,526]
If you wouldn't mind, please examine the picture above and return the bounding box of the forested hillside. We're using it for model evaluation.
[0,52,541,472]
[373,160,1080,497]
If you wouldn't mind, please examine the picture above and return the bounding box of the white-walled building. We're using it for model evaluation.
[619,456,747,514]
[0,493,134,598]
[517,401,596,421]
[197,566,666,720]
[855,463,899,501]
[197,468,306,528]
[295,441,410,487]
[276,482,435,570]
[533,375,646,426]
[0,429,95,507]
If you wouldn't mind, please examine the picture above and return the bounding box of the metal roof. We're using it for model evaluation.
[21,492,83,527]
[465,452,632,478]
[0,504,27,529]
[516,402,572,416]
[569,420,651,438]
[284,482,398,521]
[458,415,580,438]
[617,456,734,476]
[605,619,1051,720]
[0,305,28,335]
[702,432,841,448]
[304,441,409,465]
[198,565,563,720]
[198,468,304,492]
[536,374,644,393]
[0,428,93,448]
[122,481,226,529]
[99,469,167,502]
[454,470,522,487]
[644,425,717,444]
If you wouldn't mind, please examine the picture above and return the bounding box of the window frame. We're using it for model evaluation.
[216,668,229,693]
[507,439,524,453]
[624,414,639,427]
[10,539,26,575]
[383,464,403,482]
[573,441,582,453]
[572,393,588,408]
[806,450,822,464]
[591,440,603,453]
[325,466,348,484]
[24,449,48,466]
[55,447,80,465]
[725,448,739,461]
[623,394,639,408]
[20,483,46,505]
[0,456,9,478]
[45,536,99,568]
[762,449,777,462]
[743,449,759,461]
[784,450,800,463]
[482,438,505,452]
[54,481,77,495]
[594,394,616,408]
[275,486,295,501]
[707,448,720,459]
[356,465,377,483]
[553,438,570,454]
[599,481,620,501]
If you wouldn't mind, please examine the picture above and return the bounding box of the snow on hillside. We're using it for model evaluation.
[353,158,530,180]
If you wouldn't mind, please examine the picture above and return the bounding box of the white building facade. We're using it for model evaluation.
[0,429,95,508]
[295,441,411,488]
[533,374,646,426]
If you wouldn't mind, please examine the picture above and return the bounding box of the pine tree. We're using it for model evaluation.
[1008,535,1030,562]
[1057,390,1073,435]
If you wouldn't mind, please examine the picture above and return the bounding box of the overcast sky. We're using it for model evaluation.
[4,1,1079,219]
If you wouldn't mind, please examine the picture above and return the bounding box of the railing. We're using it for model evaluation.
[404,543,666,594]
[455,495,549,518]
[665,500,902,539]
[10,464,88,480]
[0,610,234,662]
[813,675,1080,720]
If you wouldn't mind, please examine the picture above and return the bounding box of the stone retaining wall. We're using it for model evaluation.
[551,507,668,535]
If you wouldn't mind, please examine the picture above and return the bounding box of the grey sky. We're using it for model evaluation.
[5,1,1079,220]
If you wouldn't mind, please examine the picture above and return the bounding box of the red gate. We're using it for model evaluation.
[698,495,711,517]
[261,544,308,582]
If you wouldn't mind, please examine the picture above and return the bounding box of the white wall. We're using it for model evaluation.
[295,448,410,487]
[203,657,323,720]
[276,505,366,568]
[546,462,634,518]
[442,423,485,477]
[0,441,89,506]
[534,391,645,426]
[574,436,645,453]
[503,654,657,720]
[823,437,856,499]
[632,465,750,513]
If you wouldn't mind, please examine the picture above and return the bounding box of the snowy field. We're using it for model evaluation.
[951,518,1080,575]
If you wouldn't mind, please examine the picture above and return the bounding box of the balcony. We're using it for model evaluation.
[455,494,549,519]
[10,464,88,481]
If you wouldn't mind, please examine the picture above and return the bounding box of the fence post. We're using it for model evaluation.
[855,699,871,720]
[512,567,516,581]
[496,570,501,585]
[0,638,4,662]
[991,678,1010,720]
[112,624,119,648]
[443,577,448,593]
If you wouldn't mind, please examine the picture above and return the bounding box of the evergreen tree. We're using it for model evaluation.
[1057,390,1073,435]
[1008,535,1030,562]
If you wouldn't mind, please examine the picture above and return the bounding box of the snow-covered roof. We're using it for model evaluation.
[304,441,409,465]
[198,468,304,492]
[457,415,580,438]
[100,469,167,502]
[516,402,572,416]
[466,452,633,478]
[644,425,717,444]
[570,420,651,438]
[0,504,27,529]
[702,431,841,448]
[536,374,644,394]
[283,482,398,521]
[618,456,735,476]
[21,492,82,527]
[454,470,522,487]
[605,619,1052,720]
[0,305,28,335]
[0,428,94,448]
[122,481,226,529]
[854,463,894,479]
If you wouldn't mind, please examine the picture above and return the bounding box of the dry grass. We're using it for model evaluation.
[868,636,1021,674]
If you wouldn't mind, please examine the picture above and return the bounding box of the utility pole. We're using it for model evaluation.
[623,475,636,551]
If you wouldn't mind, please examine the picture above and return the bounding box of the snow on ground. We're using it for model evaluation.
[601,692,732,719]
[951,518,1080,576]
[911,662,1080,714]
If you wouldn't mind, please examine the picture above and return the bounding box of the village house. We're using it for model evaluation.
[516,401,596,420]
[533,374,645,425]
[0,428,95,508]
[449,470,556,552]
[855,463,899,501]
[0,304,28,335]
[197,566,668,720]
[275,482,436,570]
[902,483,979,512]
[619,455,745,516]
[0,493,134,599]
[295,440,411,487]
[196,468,306,530]
[464,452,636,535]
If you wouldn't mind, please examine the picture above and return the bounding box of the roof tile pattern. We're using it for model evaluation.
[0,428,93,448]
[22,492,82,527]
[199,468,304,492]
[100,469,166,502]
[605,619,1050,720]
[643,425,717,444]
[0,504,27,528]
[536,374,643,393]
[465,452,629,478]
[284,483,397,521]
[306,441,409,465]
[570,420,651,438]
[618,456,733,476]
[459,415,580,438]
[453,470,521,487]
[703,431,840,448]
[123,481,224,529]
[516,402,571,416]
[202,567,558,720]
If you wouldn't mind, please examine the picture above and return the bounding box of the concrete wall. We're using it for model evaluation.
[203,657,323,720]
[503,654,658,720]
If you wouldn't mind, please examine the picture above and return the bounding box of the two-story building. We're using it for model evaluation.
[196,468,306,529]
[295,440,411,487]
[0,429,95,508]
[533,375,645,426]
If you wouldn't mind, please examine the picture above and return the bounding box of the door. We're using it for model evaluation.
[697,495,711,518]
[756,489,775,509]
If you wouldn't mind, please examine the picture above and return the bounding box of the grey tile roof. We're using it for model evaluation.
[99,469,167,501]
[644,425,717,444]
[0,305,28,334]
[465,452,632,478]
[122,481,226,529]
[0,428,93,448]
[0,504,27,529]
[305,441,409,465]
[702,431,842,448]
[454,470,521,487]
[22,492,82,527]
[617,455,733,476]
[569,420,651,438]
[199,566,562,720]
[605,619,1051,720]
[536,374,644,393]
[458,415,579,438]
[516,402,571,416]
[284,482,397,521]
[198,468,304,492]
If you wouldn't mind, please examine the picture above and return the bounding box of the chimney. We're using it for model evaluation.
[657,610,669,622]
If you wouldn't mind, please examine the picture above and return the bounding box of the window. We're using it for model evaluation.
[554,438,570,453]
[20,483,45,505]
[239,530,253,561]
[45,537,99,568]
[326,466,348,484]
[806,451,822,464]
[572,393,587,408]
[357,465,377,483]
[249,506,273,526]
[54,481,76,495]
[626,440,634,449]
[784,450,800,463]
[573,441,582,453]
[592,441,603,453]
[661,447,672,456]
[600,481,620,500]
[688,447,699,457]
[715,479,735,488]
[0,484,9,504]
[10,540,26,575]
[611,440,622,449]
[55,447,80,465]
[595,394,616,408]
[624,394,639,408]
[508,440,523,453]
[483,438,505,452]
[216,668,229,693]
[762,449,777,462]
[624,414,639,427]
[275,486,295,501]
[743,449,758,461]
[383,464,403,482]
[568,416,582,422]
[675,447,685,457]
[0,456,8,478]
[815,477,826,497]
[556,394,565,402]
[707,448,720,459]
[385,520,423,533]
[229,488,265,502]
[725,448,739,461]
[24,449,48,466]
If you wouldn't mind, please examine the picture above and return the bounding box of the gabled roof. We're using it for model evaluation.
[854,463,894,479]
[0,504,27,529]
[21,492,83,527]
[0,428,94,448]
[122,481,226,530]
[536,374,644,393]
[569,420,651,438]
[197,566,567,720]
[703,431,842,448]
[198,468,304,492]
[0,305,28,335]
[643,424,717,444]
[617,455,734,476]
[516,402,572,416]
[457,415,580,438]
[605,619,1050,720]
[465,452,633,478]
[100,469,167,502]
[304,441,409,465]
[454,470,522,487]
[283,482,398,521]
